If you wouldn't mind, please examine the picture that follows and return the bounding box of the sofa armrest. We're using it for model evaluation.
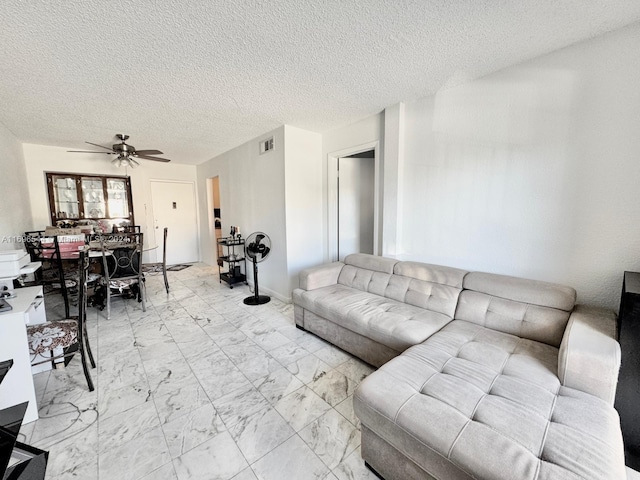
[299,262,344,290]
[558,305,620,405]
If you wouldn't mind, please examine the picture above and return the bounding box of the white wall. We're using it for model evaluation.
[197,127,289,299]
[284,125,323,292]
[395,23,640,309]
[0,123,32,250]
[22,143,198,262]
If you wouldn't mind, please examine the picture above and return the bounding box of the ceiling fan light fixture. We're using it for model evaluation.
[113,155,128,168]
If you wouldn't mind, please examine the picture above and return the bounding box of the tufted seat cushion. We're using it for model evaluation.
[293,284,452,352]
[354,320,626,480]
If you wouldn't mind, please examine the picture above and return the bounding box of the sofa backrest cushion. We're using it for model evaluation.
[457,272,577,347]
[394,262,468,318]
[338,254,397,301]
[463,272,576,311]
[338,264,392,295]
[338,255,466,319]
[394,262,466,288]
[343,253,397,274]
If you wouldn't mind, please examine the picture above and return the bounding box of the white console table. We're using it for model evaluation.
[0,286,47,424]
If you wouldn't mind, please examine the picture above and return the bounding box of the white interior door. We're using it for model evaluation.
[150,180,199,265]
[338,156,375,261]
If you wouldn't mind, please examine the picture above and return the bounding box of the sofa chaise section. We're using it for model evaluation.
[293,253,467,367]
[354,271,624,480]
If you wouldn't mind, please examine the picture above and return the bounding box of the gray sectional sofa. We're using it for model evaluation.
[293,253,625,480]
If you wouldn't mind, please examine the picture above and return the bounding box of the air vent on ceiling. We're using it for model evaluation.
[259,137,274,155]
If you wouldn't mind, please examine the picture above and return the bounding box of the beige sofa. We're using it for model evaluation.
[293,254,625,480]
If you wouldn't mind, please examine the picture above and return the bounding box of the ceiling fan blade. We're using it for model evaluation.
[134,149,163,155]
[85,141,114,151]
[68,150,114,154]
[134,155,171,162]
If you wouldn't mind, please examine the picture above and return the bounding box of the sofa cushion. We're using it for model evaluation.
[293,284,452,352]
[338,265,393,294]
[338,261,465,319]
[394,261,467,288]
[344,253,397,274]
[455,290,571,348]
[463,272,576,311]
[354,320,625,480]
[458,272,576,347]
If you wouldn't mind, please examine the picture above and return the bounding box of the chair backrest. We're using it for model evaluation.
[99,232,144,280]
[24,232,64,274]
[23,231,50,261]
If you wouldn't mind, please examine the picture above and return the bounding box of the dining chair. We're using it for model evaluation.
[99,232,145,319]
[26,249,96,391]
[23,231,74,319]
[142,227,169,294]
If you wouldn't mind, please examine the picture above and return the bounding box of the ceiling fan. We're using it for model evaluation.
[68,134,171,168]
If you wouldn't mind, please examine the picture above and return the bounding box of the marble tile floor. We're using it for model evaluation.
[19,263,380,480]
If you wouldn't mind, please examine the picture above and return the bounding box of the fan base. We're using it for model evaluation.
[243,295,271,306]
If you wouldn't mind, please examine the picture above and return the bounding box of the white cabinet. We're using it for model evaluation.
[0,287,46,423]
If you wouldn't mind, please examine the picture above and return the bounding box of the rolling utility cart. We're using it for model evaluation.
[217,237,247,288]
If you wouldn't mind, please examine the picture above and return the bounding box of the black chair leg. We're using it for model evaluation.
[84,327,96,369]
[61,285,70,318]
[163,270,169,294]
[79,344,94,392]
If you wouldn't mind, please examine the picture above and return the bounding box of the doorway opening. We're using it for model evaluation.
[206,176,223,265]
[328,141,381,262]
[338,150,375,260]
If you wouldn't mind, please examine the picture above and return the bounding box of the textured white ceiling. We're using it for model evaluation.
[1,1,639,165]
